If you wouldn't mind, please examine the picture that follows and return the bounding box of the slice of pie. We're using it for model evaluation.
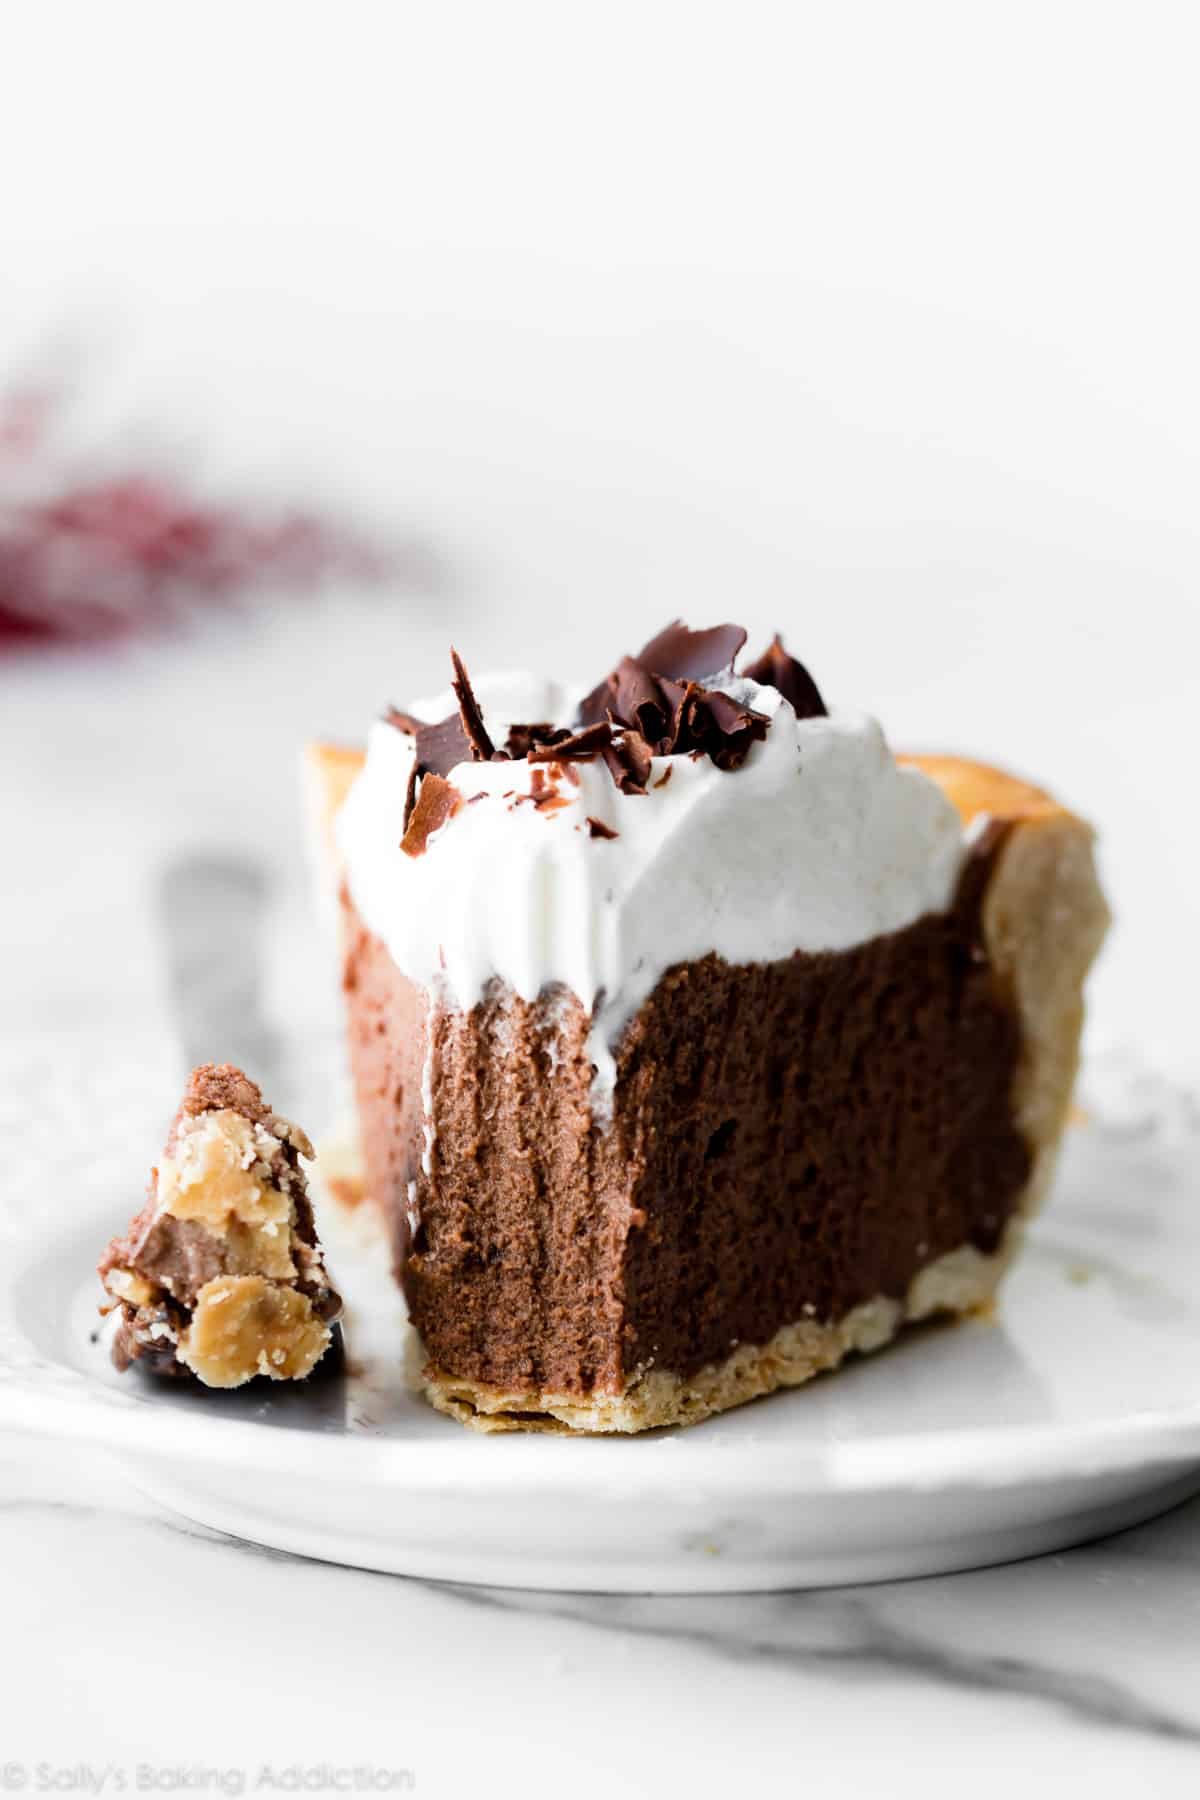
[98,1064,342,1388]
[305,623,1109,1432]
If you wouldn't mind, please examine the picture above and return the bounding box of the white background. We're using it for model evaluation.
[2,6,1200,1791]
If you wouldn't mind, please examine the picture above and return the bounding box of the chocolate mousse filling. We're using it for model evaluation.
[340,825,1029,1403]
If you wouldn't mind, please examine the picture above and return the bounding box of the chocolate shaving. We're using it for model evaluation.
[504,721,570,758]
[526,767,572,812]
[575,624,769,786]
[600,669,767,778]
[683,683,771,770]
[398,649,497,832]
[742,634,827,720]
[512,768,572,814]
[586,817,618,840]
[578,658,672,737]
[616,657,674,738]
[528,720,614,762]
[636,619,747,682]
[450,647,496,761]
[576,673,615,732]
[392,619,815,820]
[401,774,462,858]
[603,730,655,794]
[413,712,472,780]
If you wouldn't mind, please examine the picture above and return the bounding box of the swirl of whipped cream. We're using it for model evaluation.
[337,669,967,1105]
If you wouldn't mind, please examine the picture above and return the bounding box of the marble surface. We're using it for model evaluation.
[2,1443,1199,1793]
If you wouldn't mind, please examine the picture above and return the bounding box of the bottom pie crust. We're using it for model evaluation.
[422,1235,1018,1434]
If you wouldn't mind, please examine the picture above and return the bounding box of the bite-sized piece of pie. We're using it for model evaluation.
[305,622,1110,1433]
[98,1064,342,1388]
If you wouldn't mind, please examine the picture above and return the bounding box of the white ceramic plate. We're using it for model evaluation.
[3,1053,1199,1593]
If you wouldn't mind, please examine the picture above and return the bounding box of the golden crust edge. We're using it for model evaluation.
[980,805,1110,1224]
[898,752,1062,824]
[302,741,362,912]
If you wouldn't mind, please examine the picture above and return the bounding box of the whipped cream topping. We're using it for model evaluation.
[337,669,967,1106]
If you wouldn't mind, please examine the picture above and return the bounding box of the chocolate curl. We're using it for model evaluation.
[413,711,472,778]
[504,721,570,758]
[577,657,675,737]
[403,713,471,831]
[689,685,770,770]
[528,721,614,762]
[398,648,496,831]
[576,621,770,787]
[611,657,674,740]
[603,729,655,794]
[401,774,462,857]
[450,647,496,760]
[742,634,827,720]
[386,707,432,831]
[636,619,747,682]
[397,618,790,821]
[652,676,769,769]
[527,766,572,812]
[402,761,419,831]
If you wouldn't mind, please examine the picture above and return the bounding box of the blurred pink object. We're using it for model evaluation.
[0,381,391,649]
